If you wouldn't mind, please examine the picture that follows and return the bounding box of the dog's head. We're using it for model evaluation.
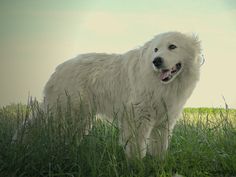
[142,32,202,84]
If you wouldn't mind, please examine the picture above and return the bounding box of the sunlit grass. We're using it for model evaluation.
[0,102,235,177]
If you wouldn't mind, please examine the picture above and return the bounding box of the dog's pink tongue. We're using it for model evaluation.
[160,70,170,80]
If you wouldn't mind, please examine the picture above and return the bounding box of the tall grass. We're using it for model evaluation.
[0,101,235,177]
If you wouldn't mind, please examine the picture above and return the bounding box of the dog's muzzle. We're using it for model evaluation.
[159,62,182,83]
[152,57,182,84]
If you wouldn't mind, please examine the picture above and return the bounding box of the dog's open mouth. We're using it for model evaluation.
[160,63,182,83]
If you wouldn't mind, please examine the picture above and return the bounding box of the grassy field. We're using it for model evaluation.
[0,102,235,177]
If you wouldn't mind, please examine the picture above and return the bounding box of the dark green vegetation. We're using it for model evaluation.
[0,102,235,177]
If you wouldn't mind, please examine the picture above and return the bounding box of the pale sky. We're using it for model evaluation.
[0,0,236,108]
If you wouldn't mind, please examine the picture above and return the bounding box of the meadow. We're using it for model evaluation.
[0,101,235,177]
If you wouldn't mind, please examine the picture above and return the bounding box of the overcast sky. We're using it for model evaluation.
[0,0,236,108]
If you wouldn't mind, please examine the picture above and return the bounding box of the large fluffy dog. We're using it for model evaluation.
[44,32,201,158]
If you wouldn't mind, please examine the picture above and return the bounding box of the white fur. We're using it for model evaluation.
[44,32,201,158]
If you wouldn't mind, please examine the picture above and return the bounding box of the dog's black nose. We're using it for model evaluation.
[153,57,163,68]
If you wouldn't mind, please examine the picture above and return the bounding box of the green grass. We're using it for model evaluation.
[0,102,236,177]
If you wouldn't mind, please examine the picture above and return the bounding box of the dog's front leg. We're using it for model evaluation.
[147,121,171,159]
[120,116,154,159]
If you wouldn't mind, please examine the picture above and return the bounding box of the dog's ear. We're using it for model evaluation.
[190,33,203,66]
[199,54,205,66]
[191,33,201,51]
[139,45,148,60]
[139,40,152,60]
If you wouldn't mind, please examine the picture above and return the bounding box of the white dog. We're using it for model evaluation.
[44,32,201,158]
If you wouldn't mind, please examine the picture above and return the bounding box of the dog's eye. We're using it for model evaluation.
[154,48,158,52]
[168,44,177,50]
